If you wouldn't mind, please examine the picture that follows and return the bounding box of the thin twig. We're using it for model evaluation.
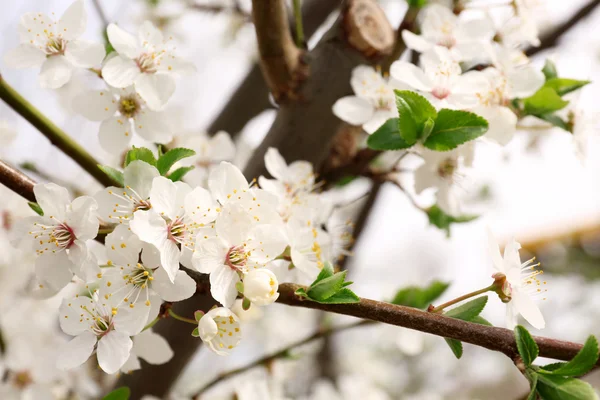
[292,0,305,48]
[91,0,109,28]
[0,74,118,187]
[191,320,372,398]
[0,160,36,203]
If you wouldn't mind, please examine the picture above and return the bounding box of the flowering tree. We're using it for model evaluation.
[0,0,599,399]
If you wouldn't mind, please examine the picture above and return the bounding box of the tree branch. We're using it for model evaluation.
[0,75,118,187]
[0,160,36,203]
[275,283,590,364]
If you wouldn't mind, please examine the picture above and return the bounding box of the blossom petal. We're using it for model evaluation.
[35,251,73,292]
[130,210,168,247]
[57,331,96,371]
[138,21,164,47]
[120,353,141,373]
[208,161,249,205]
[513,290,545,329]
[133,329,174,365]
[107,23,139,58]
[133,111,173,143]
[65,40,106,68]
[193,237,228,274]
[264,147,288,181]
[507,67,545,99]
[57,0,87,41]
[59,296,94,335]
[105,224,143,266]
[332,96,374,126]
[389,61,433,92]
[68,240,100,282]
[39,56,73,89]
[4,44,45,68]
[72,90,117,121]
[247,224,288,265]
[113,306,150,336]
[475,105,517,146]
[34,182,70,220]
[151,267,196,302]
[97,331,133,374]
[185,187,217,225]
[102,55,140,88]
[98,116,133,153]
[149,176,179,218]
[134,73,176,111]
[209,131,236,161]
[402,30,433,53]
[123,160,160,199]
[67,196,99,240]
[209,264,240,308]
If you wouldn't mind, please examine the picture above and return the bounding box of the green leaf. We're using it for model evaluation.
[391,281,450,309]
[542,59,558,80]
[314,262,335,283]
[168,166,194,182]
[445,296,488,321]
[471,315,493,326]
[544,78,590,96]
[538,113,570,131]
[98,165,124,187]
[395,90,437,144]
[125,147,157,167]
[515,325,539,366]
[28,202,43,216]
[536,374,598,400]
[307,271,349,301]
[445,338,463,359]
[367,118,413,150]
[315,288,360,304]
[524,87,569,116]
[102,387,130,400]
[526,369,539,400]
[194,310,204,321]
[423,109,489,151]
[191,327,200,337]
[335,175,358,187]
[426,204,478,237]
[157,148,196,175]
[540,336,599,377]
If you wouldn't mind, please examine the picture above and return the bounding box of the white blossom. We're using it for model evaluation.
[243,268,279,306]
[197,307,241,355]
[4,1,105,89]
[120,329,174,373]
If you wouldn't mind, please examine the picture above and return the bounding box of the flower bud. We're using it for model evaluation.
[243,269,279,306]
[197,307,241,355]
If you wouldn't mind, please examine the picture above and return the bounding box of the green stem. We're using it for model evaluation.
[0,74,118,187]
[429,284,495,313]
[292,0,304,48]
[142,316,160,332]
[168,309,197,325]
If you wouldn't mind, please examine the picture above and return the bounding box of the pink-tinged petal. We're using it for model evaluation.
[137,21,164,47]
[332,96,374,126]
[133,330,173,365]
[389,61,433,92]
[65,40,105,68]
[133,111,172,143]
[34,182,70,220]
[152,267,196,301]
[512,290,545,330]
[112,306,149,336]
[67,196,99,240]
[97,331,133,374]
[98,116,133,153]
[57,0,87,40]
[102,55,140,88]
[507,66,545,98]
[123,160,160,199]
[4,44,46,68]
[68,240,100,282]
[208,161,249,205]
[209,264,240,308]
[193,237,228,274]
[72,90,117,121]
[402,30,433,53]
[134,73,176,111]
[475,105,517,146]
[35,251,73,292]
[56,331,97,370]
[39,56,73,89]
[106,23,140,58]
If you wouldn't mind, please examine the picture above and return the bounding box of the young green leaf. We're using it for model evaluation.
[445,338,463,359]
[395,90,437,144]
[102,387,130,400]
[367,118,413,150]
[28,202,43,216]
[524,87,569,116]
[515,325,539,367]
[314,262,335,283]
[470,315,493,326]
[423,109,488,151]
[316,288,360,304]
[445,296,488,321]
[526,370,539,400]
[539,335,599,377]
[125,146,157,167]
[536,374,599,400]
[167,166,195,182]
[538,113,570,131]
[391,281,450,309]
[307,271,349,301]
[157,148,196,175]
[426,205,478,237]
[542,59,558,81]
[98,165,124,187]
[544,78,591,97]
[191,327,200,337]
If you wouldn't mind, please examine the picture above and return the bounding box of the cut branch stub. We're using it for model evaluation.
[343,0,394,58]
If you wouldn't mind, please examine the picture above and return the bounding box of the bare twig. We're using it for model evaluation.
[91,0,109,27]
[0,160,36,203]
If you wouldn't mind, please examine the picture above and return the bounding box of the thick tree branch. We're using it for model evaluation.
[276,283,590,364]
[0,75,118,187]
[0,160,36,203]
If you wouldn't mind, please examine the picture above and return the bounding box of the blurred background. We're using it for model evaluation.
[1,0,600,399]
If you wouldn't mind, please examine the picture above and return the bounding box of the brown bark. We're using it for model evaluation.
[0,160,36,203]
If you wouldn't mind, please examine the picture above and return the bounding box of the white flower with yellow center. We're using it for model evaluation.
[488,230,546,330]
[102,21,196,110]
[72,87,172,153]
[4,0,105,89]
[243,269,279,306]
[196,307,241,355]
[12,183,99,293]
[57,289,149,374]
[285,216,332,279]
